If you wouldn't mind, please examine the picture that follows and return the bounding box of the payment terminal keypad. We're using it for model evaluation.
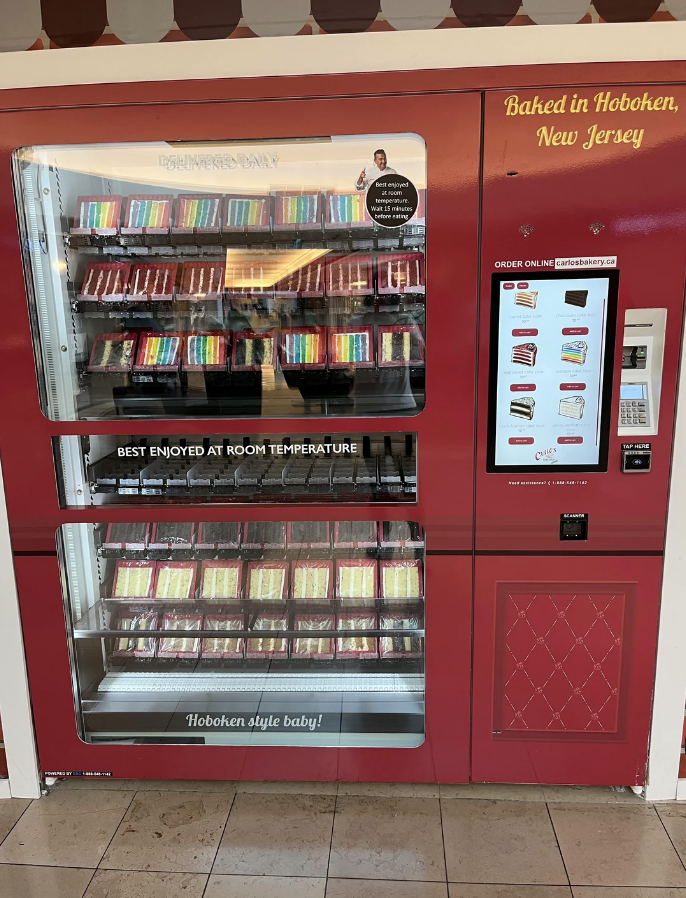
[620,396,649,426]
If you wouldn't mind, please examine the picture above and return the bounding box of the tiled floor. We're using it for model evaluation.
[0,781,685,898]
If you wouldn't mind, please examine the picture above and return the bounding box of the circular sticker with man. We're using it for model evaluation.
[365,172,419,228]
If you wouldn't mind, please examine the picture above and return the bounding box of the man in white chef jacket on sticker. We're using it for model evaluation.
[355,149,397,191]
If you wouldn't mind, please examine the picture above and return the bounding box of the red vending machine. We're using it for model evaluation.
[472,83,686,786]
[0,91,480,782]
[1,72,684,788]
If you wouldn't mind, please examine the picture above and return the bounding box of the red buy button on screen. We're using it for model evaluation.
[512,329,538,337]
[510,384,536,392]
[557,437,584,444]
[562,327,589,336]
[509,437,534,445]
[560,383,586,391]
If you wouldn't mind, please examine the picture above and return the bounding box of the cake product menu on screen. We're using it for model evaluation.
[493,275,613,468]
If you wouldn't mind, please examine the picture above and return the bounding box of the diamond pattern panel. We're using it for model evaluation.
[496,589,625,734]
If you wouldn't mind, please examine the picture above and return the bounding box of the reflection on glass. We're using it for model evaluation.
[60,520,426,747]
[14,135,426,421]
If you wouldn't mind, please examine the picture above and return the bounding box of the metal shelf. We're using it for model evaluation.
[98,671,424,694]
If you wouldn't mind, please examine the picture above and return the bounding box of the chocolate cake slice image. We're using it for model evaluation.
[509,396,535,420]
[565,289,588,308]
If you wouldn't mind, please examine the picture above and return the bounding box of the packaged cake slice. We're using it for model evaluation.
[378,325,425,367]
[111,560,156,600]
[224,194,271,232]
[182,332,228,372]
[224,255,275,296]
[287,521,331,549]
[379,613,423,659]
[328,325,374,368]
[293,614,335,660]
[158,612,202,658]
[380,521,424,548]
[133,332,183,371]
[199,560,242,603]
[246,613,289,659]
[128,262,177,301]
[87,333,137,373]
[336,613,378,659]
[79,262,130,301]
[112,610,158,658]
[377,252,425,294]
[274,259,325,297]
[201,614,244,659]
[196,522,240,550]
[325,191,372,229]
[178,262,225,300]
[280,328,327,369]
[243,522,286,549]
[336,559,378,607]
[380,560,424,600]
[246,562,288,603]
[173,194,222,232]
[231,331,277,371]
[326,254,373,296]
[72,195,122,235]
[153,562,197,602]
[149,522,195,551]
[274,191,321,230]
[122,194,173,234]
[334,521,378,549]
[103,522,150,551]
[291,561,333,602]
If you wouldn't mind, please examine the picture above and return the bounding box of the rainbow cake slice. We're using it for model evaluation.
[561,341,587,365]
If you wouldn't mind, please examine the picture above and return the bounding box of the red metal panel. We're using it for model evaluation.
[16,553,471,783]
[493,585,629,736]
[472,555,662,785]
[476,85,686,553]
[5,63,686,115]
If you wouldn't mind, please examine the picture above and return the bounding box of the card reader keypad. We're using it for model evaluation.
[620,399,648,426]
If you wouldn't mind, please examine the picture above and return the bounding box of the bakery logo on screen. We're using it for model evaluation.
[535,447,558,463]
[159,153,278,170]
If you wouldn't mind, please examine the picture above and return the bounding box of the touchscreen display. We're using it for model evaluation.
[487,271,618,473]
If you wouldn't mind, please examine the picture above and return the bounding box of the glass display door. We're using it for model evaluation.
[14,136,426,421]
[61,520,425,747]
[2,90,481,782]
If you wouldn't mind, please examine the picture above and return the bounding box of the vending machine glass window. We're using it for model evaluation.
[60,520,426,747]
[53,431,418,507]
[487,270,619,473]
[13,137,426,421]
